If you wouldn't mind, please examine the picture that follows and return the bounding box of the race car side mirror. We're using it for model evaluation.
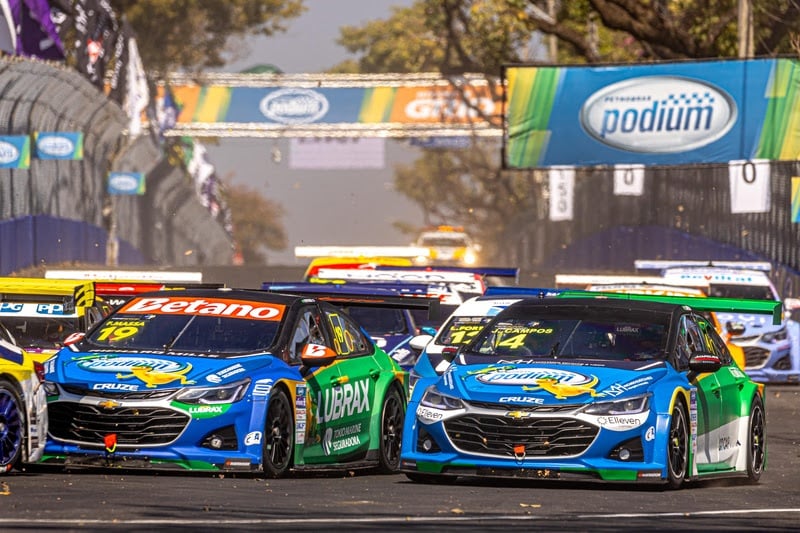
[300,343,338,368]
[688,352,722,374]
[409,334,434,352]
[442,346,458,363]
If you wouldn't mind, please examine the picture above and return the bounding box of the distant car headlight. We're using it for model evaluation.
[420,386,465,410]
[175,378,250,405]
[581,394,650,415]
[462,249,477,265]
[762,327,788,343]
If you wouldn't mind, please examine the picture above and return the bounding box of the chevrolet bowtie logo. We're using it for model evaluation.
[506,410,531,420]
[98,400,120,410]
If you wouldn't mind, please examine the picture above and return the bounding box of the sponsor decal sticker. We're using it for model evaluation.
[252,378,274,396]
[417,406,444,423]
[316,378,370,423]
[120,297,285,320]
[580,76,737,153]
[259,88,329,124]
[244,431,262,446]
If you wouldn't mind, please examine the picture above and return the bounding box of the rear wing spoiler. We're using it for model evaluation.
[484,286,564,298]
[0,277,95,312]
[554,274,709,290]
[373,265,519,280]
[558,290,783,325]
[262,282,433,298]
[295,245,430,259]
[44,269,204,283]
[262,283,441,321]
[633,260,772,272]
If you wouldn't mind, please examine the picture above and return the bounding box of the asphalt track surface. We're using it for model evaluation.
[0,386,797,532]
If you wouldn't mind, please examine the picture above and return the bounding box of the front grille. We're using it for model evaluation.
[466,400,580,413]
[743,346,770,368]
[48,401,190,446]
[444,414,598,458]
[60,384,176,400]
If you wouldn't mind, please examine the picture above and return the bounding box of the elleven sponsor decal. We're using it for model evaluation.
[580,76,737,153]
[259,88,329,124]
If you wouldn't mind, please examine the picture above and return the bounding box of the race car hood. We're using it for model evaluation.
[436,360,667,406]
[48,350,274,391]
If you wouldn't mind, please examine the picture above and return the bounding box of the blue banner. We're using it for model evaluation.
[0,135,30,168]
[504,59,796,168]
[108,172,145,195]
[34,132,84,160]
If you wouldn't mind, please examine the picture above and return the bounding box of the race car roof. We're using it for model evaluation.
[44,269,204,283]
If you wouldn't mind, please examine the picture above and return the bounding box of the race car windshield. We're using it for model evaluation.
[419,236,469,247]
[438,316,493,346]
[345,307,408,335]
[84,313,280,355]
[708,283,776,301]
[465,307,669,362]
[5,316,80,350]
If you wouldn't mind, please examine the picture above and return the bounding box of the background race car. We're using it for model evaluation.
[0,322,48,473]
[401,292,774,489]
[43,289,407,476]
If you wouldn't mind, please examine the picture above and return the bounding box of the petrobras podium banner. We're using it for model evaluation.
[0,135,30,168]
[504,58,800,168]
[34,132,84,160]
[108,172,145,195]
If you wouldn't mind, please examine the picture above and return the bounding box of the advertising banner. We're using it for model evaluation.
[505,58,800,168]
[0,135,30,168]
[793,177,800,223]
[34,132,84,160]
[161,75,503,138]
[729,159,771,213]
[108,171,145,195]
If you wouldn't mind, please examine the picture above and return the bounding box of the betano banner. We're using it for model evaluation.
[161,74,502,138]
[504,58,800,168]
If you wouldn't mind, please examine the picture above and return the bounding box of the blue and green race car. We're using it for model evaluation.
[401,292,774,488]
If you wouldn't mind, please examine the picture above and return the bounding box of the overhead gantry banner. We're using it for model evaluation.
[160,73,503,138]
[503,58,800,169]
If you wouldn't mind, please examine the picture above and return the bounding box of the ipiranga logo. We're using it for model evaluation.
[580,76,737,153]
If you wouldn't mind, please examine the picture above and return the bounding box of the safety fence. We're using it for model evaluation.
[504,160,800,298]
[0,57,233,275]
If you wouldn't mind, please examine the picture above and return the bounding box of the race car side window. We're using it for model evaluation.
[675,315,704,370]
[697,315,732,365]
[321,304,371,358]
[288,307,327,365]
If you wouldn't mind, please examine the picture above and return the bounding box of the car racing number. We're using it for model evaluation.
[94,318,144,343]
[445,324,483,345]
[494,326,554,351]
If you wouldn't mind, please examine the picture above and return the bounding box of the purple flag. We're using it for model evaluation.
[9,0,65,60]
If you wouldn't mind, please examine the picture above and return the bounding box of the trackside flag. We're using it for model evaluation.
[729,159,770,214]
[549,166,574,221]
[613,164,645,196]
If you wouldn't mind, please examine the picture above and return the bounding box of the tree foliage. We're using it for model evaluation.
[222,183,287,265]
[110,0,305,73]
[336,0,800,261]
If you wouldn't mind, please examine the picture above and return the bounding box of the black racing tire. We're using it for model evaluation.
[376,387,404,473]
[263,388,294,478]
[0,379,24,474]
[666,400,689,490]
[746,394,766,483]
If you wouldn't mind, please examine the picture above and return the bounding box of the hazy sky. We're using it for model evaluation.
[206,0,422,266]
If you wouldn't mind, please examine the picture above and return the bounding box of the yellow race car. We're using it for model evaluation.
[0,322,48,473]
